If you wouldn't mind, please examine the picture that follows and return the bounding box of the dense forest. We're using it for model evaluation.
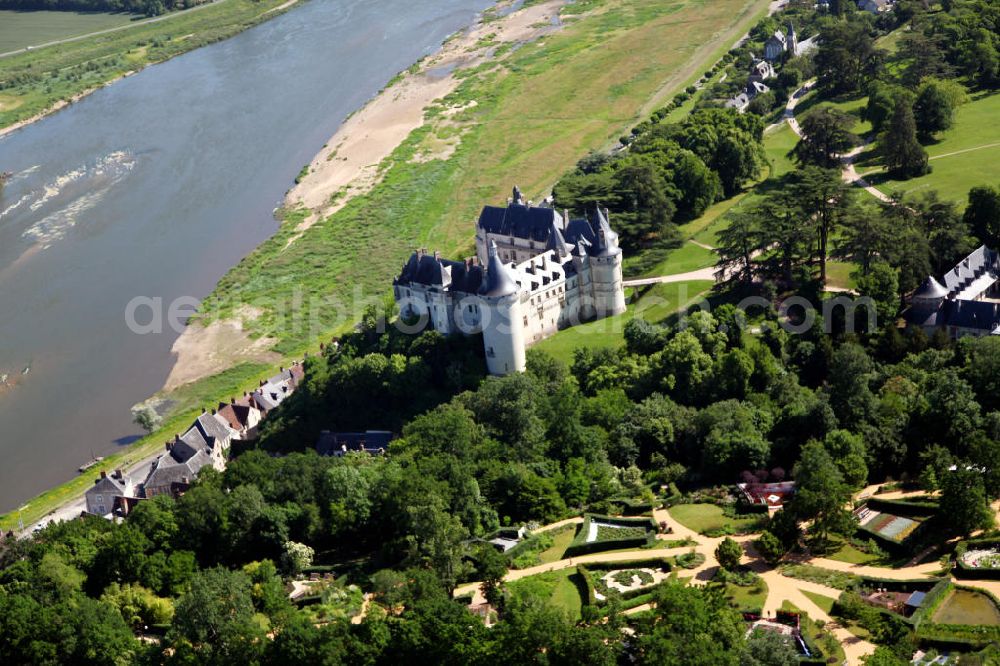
[6,295,1000,662]
[0,0,212,18]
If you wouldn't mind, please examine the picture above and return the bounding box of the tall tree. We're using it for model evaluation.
[791,441,855,544]
[965,184,1000,248]
[913,78,965,141]
[881,100,930,178]
[795,108,858,168]
[790,166,856,283]
[716,209,763,283]
[939,467,995,536]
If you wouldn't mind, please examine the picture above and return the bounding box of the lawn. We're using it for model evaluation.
[537,525,577,564]
[763,121,800,179]
[668,503,766,536]
[824,261,858,291]
[721,579,768,610]
[507,568,585,620]
[862,92,1000,204]
[637,240,717,277]
[531,279,714,363]
[0,9,140,53]
[801,589,837,615]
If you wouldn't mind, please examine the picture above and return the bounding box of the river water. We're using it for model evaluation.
[0,0,493,512]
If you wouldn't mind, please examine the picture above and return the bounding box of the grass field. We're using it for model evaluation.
[0,9,141,53]
[826,538,883,565]
[721,579,768,610]
[507,568,585,619]
[801,589,837,614]
[861,92,1000,203]
[668,503,765,535]
[537,525,577,563]
[0,0,295,129]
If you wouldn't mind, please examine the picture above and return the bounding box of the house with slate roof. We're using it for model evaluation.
[905,246,1000,338]
[141,410,236,498]
[249,363,304,412]
[394,187,625,375]
[85,470,136,517]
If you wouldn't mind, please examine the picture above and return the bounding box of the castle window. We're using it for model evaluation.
[523,316,528,327]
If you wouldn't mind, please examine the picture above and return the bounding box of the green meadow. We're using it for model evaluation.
[862,92,1000,203]
[0,9,139,53]
[0,0,296,128]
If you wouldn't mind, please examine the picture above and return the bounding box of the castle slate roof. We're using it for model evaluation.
[942,299,1000,332]
[478,202,562,242]
[912,276,948,300]
[480,241,519,298]
[395,252,484,294]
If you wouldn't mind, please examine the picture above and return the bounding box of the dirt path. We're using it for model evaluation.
[760,569,877,664]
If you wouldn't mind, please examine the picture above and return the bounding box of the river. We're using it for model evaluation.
[0,0,494,513]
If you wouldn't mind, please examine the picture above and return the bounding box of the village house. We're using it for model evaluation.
[141,411,235,498]
[249,363,305,412]
[315,430,394,456]
[85,469,135,518]
[905,246,1000,338]
[215,396,264,440]
[764,24,797,61]
[727,58,774,113]
[393,187,626,375]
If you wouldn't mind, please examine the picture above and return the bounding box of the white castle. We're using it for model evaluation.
[393,186,626,375]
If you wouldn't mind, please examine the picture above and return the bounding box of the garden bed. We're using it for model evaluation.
[563,514,657,557]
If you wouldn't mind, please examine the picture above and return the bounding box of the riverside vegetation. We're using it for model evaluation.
[0,0,297,130]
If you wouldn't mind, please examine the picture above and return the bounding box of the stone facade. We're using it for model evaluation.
[393,187,626,375]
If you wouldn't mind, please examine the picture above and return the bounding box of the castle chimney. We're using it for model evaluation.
[231,397,236,405]
[100,470,107,479]
[114,469,123,479]
[434,250,441,261]
[211,409,216,415]
[562,209,570,227]
[201,407,207,414]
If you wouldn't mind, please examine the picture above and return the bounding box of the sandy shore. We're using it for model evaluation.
[163,308,280,391]
[164,0,567,388]
[284,0,567,227]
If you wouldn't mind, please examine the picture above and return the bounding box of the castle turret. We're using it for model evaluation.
[588,208,626,317]
[479,240,526,375]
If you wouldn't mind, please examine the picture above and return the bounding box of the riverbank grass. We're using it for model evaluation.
[0,9,140,53]
[0,0,297,131]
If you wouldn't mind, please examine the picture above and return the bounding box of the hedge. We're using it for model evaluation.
[864,497,938,517]
[578,560,672,605]
[580,557,673,572]
[954,539,1000,579]
[909,579,953,628]
[563,514,657,558]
